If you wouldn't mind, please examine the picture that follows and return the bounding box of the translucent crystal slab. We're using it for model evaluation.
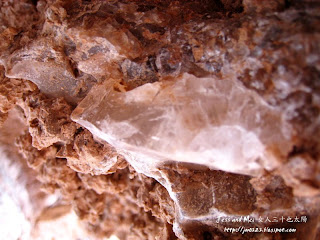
[72,73,293,178]
[4,41,95,103]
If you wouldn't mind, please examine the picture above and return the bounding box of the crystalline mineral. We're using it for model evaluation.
[71,70,318,238]
[1,0,320,239]
[72,73,292,178]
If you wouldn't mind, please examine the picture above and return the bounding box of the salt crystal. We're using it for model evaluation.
[72,73,293,178]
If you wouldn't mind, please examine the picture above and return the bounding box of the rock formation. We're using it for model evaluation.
[0,0,320,239]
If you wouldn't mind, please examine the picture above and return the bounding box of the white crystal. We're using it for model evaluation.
[72,73,293,178]
[4,40,80,103]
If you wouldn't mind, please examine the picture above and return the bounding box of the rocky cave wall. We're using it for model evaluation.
[0,0,320,239]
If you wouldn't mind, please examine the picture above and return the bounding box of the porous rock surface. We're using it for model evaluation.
[0,0,320,239]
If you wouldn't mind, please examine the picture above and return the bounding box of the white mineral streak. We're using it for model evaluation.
[0,148,32,240]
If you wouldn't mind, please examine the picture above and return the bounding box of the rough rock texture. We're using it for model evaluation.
[0,0,320,239]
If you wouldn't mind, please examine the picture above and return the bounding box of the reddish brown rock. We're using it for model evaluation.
[0,0,319,240]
